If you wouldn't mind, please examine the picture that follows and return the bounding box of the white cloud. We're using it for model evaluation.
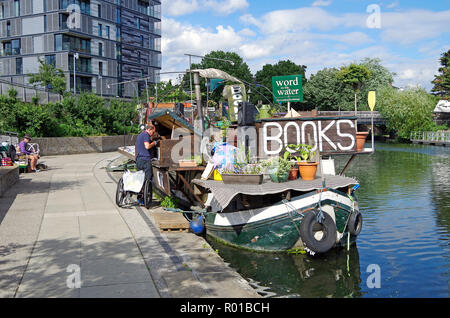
[163,0,199,17]
[312,0,332,7]
[162,0,249,17]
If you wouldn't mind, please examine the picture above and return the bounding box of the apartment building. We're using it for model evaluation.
[0,0,161,97]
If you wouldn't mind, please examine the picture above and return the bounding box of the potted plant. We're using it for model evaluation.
[297,144,319,181]
[355,131,369,152]
[221,163,264,185]
[266,156,294,183]
[284,144,301,180]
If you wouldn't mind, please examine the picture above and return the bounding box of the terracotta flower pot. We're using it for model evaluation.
[298,162,319,181]
[288,167,298,180]
[356,131,369,152]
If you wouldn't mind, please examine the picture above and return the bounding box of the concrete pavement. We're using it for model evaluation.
[0,152,260,298]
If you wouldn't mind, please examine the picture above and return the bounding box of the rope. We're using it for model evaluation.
[282,199,305,236]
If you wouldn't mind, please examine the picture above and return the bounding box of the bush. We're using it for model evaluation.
[377,86,446,140]
[0,91,139,137]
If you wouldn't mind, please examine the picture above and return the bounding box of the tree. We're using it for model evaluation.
[303,67,354,111]
[377,86,445,140]
[253,60,307,109]
[358,58,395,110]
[337,63,371,113]
[431,49,450,100]
[28,58,67,96]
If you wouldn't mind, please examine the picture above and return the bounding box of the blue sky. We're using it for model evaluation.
[161,0,450,90]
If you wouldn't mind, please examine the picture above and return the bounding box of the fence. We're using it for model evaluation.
[0,78,62,103]
[410,131,450,146]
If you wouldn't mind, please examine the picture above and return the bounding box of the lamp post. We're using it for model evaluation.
[73,52,79,94]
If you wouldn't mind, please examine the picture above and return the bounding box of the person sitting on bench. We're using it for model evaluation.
[18,134,39,172]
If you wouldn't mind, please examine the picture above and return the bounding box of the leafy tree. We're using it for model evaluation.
[303,67,354,111]
[377,86,445,140]
[337,63,371,113]
[253,60,307,110]
[28,58,67,97]
[431,49,450,100]
[357,58,395,110]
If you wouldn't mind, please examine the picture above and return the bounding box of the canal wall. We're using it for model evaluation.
[31,135,137,156]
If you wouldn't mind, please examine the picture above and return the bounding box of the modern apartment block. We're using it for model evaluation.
[0,0,161,98]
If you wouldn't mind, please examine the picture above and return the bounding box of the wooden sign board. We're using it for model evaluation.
[256,116,357,156]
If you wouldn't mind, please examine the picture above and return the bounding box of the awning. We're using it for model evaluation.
[189,68,242,83]
[193,175,358,212]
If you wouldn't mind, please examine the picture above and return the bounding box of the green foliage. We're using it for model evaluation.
[431,49,450,100]
[28,58,67,96]
[160,196,179,209]
[377,86,445,140]
[0,91,139,137]
[283,144,315,162]
[303,67,354,111]
[337,63,372,91]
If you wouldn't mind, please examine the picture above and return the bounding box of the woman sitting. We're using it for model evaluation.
[18,134,39,172]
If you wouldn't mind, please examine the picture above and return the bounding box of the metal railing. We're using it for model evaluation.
[410,131,450,143]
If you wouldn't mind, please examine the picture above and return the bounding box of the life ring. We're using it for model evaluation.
[300,210,337,255]
[348,211,363,236]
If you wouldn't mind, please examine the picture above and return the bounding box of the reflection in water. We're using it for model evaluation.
[208,143,450,298]
[208,239,363,298]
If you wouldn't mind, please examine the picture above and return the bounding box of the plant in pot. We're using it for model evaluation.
[267,156,294,183]
[284,144,302,180]
[355,131,369,152]
[297,144,319,181]
[220,146,264,184]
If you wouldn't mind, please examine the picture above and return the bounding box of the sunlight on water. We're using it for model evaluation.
[208,143,450,298]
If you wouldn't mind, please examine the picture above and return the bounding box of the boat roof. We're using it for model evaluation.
[193,174,358,211]
[147,109,202,136]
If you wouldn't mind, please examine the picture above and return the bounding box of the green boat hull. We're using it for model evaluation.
[205,191,356,253]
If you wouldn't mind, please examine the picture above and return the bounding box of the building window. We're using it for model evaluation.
[140,35,144,47]
[14,0,20,17]
[116,26,121,41]
[98,23,102,37]
[99,42,103,56]
[55,34,62,51]
[0,4,4,19]
[44,15,47,32]
[45,54,56,67]
[16,57,22,74]
[7,21,11,37]
[99,61,103,76]
[136,17,140,29]
[137,52,141,64]
[59,13,68,30]
[106,26,110,39]
[97,4,101,18]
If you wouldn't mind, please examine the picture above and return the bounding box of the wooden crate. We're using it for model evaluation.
[153,212,190,233]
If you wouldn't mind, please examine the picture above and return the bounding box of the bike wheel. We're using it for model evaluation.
[115,177,126,207]
[143,179,152,209]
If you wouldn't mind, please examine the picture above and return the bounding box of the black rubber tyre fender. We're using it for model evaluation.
[300,210,337,254]
[348,210,363,236]
[115,177,125,207]
[143,179,153,209]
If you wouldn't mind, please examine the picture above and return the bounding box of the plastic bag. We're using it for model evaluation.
[123,170,145,193]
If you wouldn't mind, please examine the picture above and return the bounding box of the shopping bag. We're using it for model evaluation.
[122,170,145,193]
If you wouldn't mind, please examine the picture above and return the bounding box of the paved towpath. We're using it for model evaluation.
[0,152,260,298]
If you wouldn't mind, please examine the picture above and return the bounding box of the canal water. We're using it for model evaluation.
[207,142,450,298]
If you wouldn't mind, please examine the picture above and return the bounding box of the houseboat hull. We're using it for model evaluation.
[205,189,359,253]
